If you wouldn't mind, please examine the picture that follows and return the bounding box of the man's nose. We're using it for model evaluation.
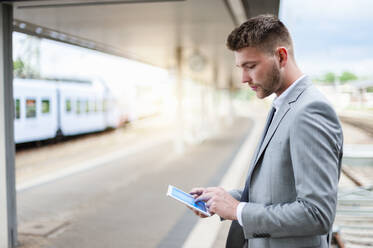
[242,72,252,84]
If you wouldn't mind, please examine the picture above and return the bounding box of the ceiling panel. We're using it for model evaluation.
[10,0,279,88]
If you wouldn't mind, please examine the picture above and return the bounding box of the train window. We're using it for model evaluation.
[85,100,90,113]
[26,99,36,118]
[42,99,50,114]
[66,99,72,113]
[76,100,81,115]
[103,99,108,112]
[94,100,98,112]
[15,99,20,119]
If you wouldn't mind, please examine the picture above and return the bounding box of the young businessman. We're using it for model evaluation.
[189,15,343,248]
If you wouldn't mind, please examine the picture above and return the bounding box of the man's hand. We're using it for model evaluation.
[187,187,212,218]
[186,206,210,218]
[189,187,205,198]
[194,187,239,220]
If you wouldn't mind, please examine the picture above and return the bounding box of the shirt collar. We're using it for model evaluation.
[273,74,306,111]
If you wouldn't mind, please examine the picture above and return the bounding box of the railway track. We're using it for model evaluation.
[335,182,373,247]
[339,111,373,137]
[335,147,373,245]
[332,113,373,248]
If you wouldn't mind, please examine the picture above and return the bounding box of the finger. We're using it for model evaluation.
[200,212,209,218]
[205,187,221,193]
[190,187,204,193]
[206,197,214,208]
[190,193,200,199]
[195,193,212,202]
[204,203,214,215]
[194,209,207,218]
[189,188,205,195]
[196,209,209,218]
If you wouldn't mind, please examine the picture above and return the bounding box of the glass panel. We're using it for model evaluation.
[76,100,81,115]
[15,99,20,119]
[66,99,72,113]
[26,99,36,118]
[94,99,98,112]
[103,99,108,112]
[42,99,50,114]
[85,100,90,113]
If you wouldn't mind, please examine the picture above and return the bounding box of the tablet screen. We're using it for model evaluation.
[168,185,209,215]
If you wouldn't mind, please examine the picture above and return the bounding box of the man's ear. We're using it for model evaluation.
[276,47,288,68]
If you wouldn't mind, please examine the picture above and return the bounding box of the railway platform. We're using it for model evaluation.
[15,102,373,248]
[15,100,266,248]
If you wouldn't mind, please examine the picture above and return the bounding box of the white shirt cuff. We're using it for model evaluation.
[236,202,247,226]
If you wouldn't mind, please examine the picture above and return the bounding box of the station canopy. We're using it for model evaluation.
[9,0,280,88]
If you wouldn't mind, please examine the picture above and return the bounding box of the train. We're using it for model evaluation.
[13,77,122,144]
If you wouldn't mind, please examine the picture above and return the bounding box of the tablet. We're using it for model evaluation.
[167,185,211,217]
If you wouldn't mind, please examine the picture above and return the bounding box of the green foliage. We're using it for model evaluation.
[323,72,336,84]
[13,58,25,78]
[13,57,40,78]
[318,71,359,84]
[339,71,358,84]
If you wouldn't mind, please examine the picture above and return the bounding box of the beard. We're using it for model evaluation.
[256,62,281,99]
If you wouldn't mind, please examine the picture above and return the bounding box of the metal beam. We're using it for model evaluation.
[12,19,156,67]
[224,0,248,26]
[0,3,17,248]
[12,0,185,9]
[243,0,280,18]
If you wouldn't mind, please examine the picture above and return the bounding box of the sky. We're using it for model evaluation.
[279,0,373,78]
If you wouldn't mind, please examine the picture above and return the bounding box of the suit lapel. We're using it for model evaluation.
[249,107,275,168]
[245,77,312,190]
[253,104,290,166]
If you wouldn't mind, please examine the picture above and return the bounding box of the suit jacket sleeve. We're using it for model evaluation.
[229,189,243,201]
[241,101,343,239]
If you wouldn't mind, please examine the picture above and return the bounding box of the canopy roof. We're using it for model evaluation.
[9,0,280,88]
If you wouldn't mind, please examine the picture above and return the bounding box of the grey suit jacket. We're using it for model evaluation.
[227,76,343,248]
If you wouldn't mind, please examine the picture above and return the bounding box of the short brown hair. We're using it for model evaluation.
[227,14,294,56]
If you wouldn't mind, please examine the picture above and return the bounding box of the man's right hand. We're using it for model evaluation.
[187,187,212,218]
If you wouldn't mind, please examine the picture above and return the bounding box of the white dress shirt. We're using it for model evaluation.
[236,74,306,226]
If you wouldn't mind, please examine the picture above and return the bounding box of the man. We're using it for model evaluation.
[189,15,343,248]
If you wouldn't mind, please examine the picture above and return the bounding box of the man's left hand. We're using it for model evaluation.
[194,187,239,220]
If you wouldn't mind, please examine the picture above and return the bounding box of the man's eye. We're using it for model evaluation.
[245,65,256,70]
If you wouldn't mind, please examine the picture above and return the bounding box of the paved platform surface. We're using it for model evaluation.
[16,104,259,248]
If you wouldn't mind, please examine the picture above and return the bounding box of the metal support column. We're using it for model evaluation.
[0,3,17,248]
[212,64,220,134]
[175,46,184,153]
[227,74,235,125]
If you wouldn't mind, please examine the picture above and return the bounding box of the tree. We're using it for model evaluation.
[13,57,39,78]
[323,72,336,84]
[13,58,26,78]
[339,71,358,84]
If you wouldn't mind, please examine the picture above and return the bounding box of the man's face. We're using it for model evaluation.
[234,46,282,99]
